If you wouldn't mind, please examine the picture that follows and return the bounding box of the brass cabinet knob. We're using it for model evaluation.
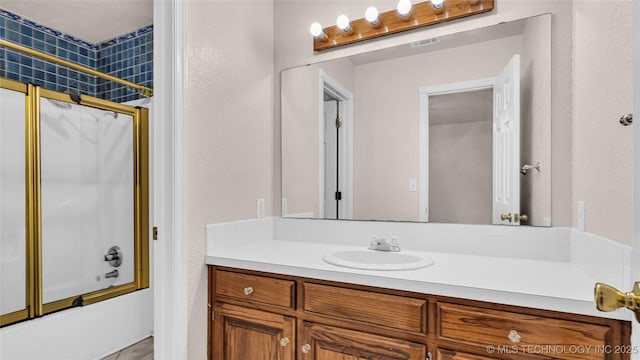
[594,282,640,322]
[301,344,311,354]
[508,330,521,343]
[519,214,528,223]
[280,337,290,347]
[243,286,254,295]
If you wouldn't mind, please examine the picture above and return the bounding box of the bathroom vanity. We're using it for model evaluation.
[205,218,633,360]
[208,266,629,360]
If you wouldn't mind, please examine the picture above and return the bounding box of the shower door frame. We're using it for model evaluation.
[0,77,150,326]
[0,78,33,326]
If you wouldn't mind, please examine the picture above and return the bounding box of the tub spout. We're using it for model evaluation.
[105,270,119,279]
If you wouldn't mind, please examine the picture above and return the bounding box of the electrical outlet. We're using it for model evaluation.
[256,198,265,219]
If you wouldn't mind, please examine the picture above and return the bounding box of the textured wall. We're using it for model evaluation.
[186,1,274,359]
[572,0,633,244]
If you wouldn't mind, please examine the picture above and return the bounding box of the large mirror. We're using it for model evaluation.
[281,14,551,226]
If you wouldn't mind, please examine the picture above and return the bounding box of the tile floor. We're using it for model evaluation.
[101,337,153,360]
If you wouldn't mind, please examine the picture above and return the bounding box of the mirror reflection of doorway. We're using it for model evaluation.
[429,89,493,224]
[419,54,521,225]
[323,94,342,219]
[319,70,354,220]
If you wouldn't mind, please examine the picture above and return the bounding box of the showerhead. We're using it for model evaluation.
[103,111,118,119]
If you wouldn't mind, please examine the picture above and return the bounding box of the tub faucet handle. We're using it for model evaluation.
[104,246,122,267]
[105,270,119,279]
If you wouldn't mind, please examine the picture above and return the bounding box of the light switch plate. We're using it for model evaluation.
[577,201,586,231]
[409,179,417,192]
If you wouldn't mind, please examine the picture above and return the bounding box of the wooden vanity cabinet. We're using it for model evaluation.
[208,266,631,360]
[299,321,426,359]
[212,303,296,360]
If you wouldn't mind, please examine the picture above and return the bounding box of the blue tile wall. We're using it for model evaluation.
[0,9,152,103]
[97,26,153,103]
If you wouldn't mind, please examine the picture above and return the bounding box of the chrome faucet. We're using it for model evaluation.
[369,236,401,252]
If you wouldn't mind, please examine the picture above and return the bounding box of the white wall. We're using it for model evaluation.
[186,1,275,359]
[572,0,633,244]
[430,119,493,224]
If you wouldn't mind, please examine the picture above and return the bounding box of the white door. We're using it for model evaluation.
[492,54,521,225]
[324,100,339,219]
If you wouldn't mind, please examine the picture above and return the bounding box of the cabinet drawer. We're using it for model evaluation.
[215,271,295,309]
[303,282,426,333]
[437,303,611,360]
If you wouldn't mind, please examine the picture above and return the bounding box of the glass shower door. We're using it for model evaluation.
[39,95,135,306]
[0,80,29,325]
[0,80,148,325]
[36,88,148,314]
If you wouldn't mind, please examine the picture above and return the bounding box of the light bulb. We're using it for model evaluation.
[431,0,445,9]
[309,22,324,37]
[397,0,412,17]
[365,7,380,25]
[336,14,351,31]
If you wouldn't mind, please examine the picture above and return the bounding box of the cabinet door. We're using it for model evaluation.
[212,303,295,360]
[437,348,497,360]
[299,321,426,360]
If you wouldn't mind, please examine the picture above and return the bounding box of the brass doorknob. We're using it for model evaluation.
[594,282,640,322]
[500,213,528,223]
[501,213,513,221]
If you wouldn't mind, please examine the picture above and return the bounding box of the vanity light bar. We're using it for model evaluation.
[311,0,494,51]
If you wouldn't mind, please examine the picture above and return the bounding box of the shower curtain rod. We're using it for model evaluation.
[0,39,153,97]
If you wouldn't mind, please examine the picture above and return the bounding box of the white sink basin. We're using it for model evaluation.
[322,249,434,271]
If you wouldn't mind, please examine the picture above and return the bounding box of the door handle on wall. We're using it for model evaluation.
[619,113,633,126]
[594,282,640,322]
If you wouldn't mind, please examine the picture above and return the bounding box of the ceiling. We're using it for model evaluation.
[350,18,525,66]
[1,0,152,44]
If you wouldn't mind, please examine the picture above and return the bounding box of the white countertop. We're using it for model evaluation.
[206,239,630,321]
